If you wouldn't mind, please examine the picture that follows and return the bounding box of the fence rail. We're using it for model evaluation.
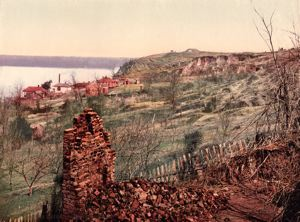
[0,210,42,222]
[138,139,253,182]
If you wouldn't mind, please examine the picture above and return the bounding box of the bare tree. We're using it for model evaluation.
[112,115,162,180]
[286,22,300,58]
[254,9,278,65]
[0,92,10,167]
[0,88,27,188]
[3,142,16,190]
[14,142,56,196]
[216,111,232,143]
[12,83,24,117]
[71,74,84,106]
[94,76,103,96]
[165,70,182,111]
[143,72,157,90]
[254,9,300,138]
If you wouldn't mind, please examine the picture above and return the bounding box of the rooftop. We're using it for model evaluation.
[23,86,48,93]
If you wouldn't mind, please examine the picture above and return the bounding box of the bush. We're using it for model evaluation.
[181,82,194,92]
[184,130,203,153]
[86,95,106,116]
[203,97,217,113]
[222,100,249,111]
[204,75,224,84]
[9,116,32,141]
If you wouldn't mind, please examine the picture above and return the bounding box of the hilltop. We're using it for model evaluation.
[115,49,229,78]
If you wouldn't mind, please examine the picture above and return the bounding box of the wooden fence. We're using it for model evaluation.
[138,139,252,182]
[0,210,42,222]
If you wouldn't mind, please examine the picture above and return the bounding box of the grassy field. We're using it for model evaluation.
[0,70,269,218]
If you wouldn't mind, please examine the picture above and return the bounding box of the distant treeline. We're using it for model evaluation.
[0,55,131,69]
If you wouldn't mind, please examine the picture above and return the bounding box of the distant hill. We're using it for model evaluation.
[115,49,231,78]
[0,55,131,69]
[115,48,298,79]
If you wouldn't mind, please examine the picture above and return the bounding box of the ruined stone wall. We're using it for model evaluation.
[62,108,115,220]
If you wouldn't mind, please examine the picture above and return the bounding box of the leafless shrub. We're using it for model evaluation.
[216,111,232,143]
[165,71,182,111]
[112,115,162,180]
[0,92,10,167]
[13,142,57,196]
[254,9,300,139]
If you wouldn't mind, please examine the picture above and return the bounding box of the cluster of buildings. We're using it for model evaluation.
[20,74,140,106]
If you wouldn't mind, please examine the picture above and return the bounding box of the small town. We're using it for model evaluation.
[20,74,141,106]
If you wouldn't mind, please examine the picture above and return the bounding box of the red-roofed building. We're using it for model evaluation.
[23,86,48,100]
[102,86,109,95]
[97,77,119,88]
[73,82,89,97]
[53,83,72,93]
[73,82,89,89]
[86,82,110,96]
[86,82,101,96]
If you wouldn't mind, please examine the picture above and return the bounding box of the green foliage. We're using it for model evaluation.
[184,130,203,153]
[50,182,62,221]
[205,74,224,84]
[181,82,194,92]
[61,99,82,117]
[222,100,249,111]
[86,95,106,116]
[41,80,52,90]
[203,96,217,113]
[9,116,32,141]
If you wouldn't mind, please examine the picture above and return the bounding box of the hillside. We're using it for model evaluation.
[115,49,230,78]
[116,48,299,79]
[0,48,299,220]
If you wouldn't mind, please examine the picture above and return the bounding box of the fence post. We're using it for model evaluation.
[152,168,156,181]
[164,163,169,182]
[172,159,177,182]
[213,147,217,159]
[228,143,233,157]
[160,164,165,182]
[204,148,210,164]
[165,162,170,182]
[241,140,247,152]
[156,166,160,182]
[219,144,224,160]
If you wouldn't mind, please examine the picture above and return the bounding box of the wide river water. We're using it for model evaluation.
[0,66,118,95]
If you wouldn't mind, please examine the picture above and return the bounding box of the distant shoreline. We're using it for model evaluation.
[0,55,131,69]
[0,65,117,70]
[0,66,115,96]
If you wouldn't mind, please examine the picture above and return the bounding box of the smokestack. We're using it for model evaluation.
[59,73,61,83]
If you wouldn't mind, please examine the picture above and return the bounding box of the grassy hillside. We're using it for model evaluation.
[115,49,228,78]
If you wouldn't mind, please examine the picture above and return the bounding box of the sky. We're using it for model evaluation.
[0,0,299,58]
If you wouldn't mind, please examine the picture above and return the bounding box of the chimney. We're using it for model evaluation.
[59,73,61,83]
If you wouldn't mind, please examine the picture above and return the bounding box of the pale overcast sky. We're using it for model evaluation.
[0,0,299,57]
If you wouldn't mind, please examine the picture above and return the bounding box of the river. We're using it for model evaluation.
[0,66,119,95]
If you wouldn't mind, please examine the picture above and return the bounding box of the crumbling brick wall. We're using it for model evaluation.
[62,108,115,220]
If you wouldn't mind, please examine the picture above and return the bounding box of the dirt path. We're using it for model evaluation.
[215,185,280,222]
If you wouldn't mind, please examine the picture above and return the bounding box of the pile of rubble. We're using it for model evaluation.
[203,141,300,186]
[62,108,228,221]
[86,179,228,221]
[62,108,116,220]
[61,108,300,221]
